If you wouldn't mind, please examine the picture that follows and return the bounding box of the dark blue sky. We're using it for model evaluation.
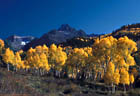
[0,0,140,39]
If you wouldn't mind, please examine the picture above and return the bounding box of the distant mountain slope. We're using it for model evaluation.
[102,23,140,50]
[5,35,35,51]
[107,23,140,41]
[60,37,95,48]
[23,24,90,50]
[87,33,101,37]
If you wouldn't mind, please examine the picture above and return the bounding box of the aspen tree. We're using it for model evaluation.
[92,36,137,93]
[120,68,130,92]
[49,44,67,77]
[26,47,35,69]
[39,53,50,75]
[129,74,134,88]
[42,44,49,56]
[2,48,14,71]
[14,52,22,71]
[0,39,4,54]
[66,48,88,79]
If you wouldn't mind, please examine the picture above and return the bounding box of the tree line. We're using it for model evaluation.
[0,36,138,93]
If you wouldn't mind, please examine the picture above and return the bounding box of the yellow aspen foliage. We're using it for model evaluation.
[131,68,138,78]
[2,48,15,71]
[33,54,41,69]
[48,44,57,67]
[104,62,115,84]
[84,47,92,56]
[16,61,25,70]
[26,49,35,68]
[129,74,134,84]
[35,45,42,54]
[50,44,57,52]
[92,36,137,85]
[23,60,30,69]
[3,48,14,64]
[120,68,130,85]
[107,62,115,73]
[42,44,49,55]
[0,39,4,48]
[100,38,111,48]
[55,46,67,66]
[93,36,117,71]
[27,47,35,56]
[20,61,26,69]
[116,58,126,67]
[66,48,88,77]
[115,68,119,73]
[117,36,137,56]
[0,39,4,55]
[40,53,50,71]
[113,70,120,85]
[126,55,136,66]
[26,56,34,68]
[58,46,63,51]
[56,52,67,66]
[18,50,23,54]
[48,44,67,71]
[14,52,22,70]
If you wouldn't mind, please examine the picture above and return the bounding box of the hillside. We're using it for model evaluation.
[0,68,116,96]
[108,24,140,40]
[60,37,97,48]
[0,68,139,96]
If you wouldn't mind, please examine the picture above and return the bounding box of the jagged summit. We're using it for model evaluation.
[23,24,87,50]
[58,24,76,32]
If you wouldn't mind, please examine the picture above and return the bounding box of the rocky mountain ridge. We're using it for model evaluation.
[23,24,98,50]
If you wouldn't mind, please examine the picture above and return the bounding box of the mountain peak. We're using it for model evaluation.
[58,24,76,32]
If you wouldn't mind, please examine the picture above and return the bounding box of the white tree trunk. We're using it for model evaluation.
[7,64,10,71]
[112,83,115,93]
[123,84,126,93]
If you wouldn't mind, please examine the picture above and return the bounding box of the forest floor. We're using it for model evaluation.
[0,68,139,96]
